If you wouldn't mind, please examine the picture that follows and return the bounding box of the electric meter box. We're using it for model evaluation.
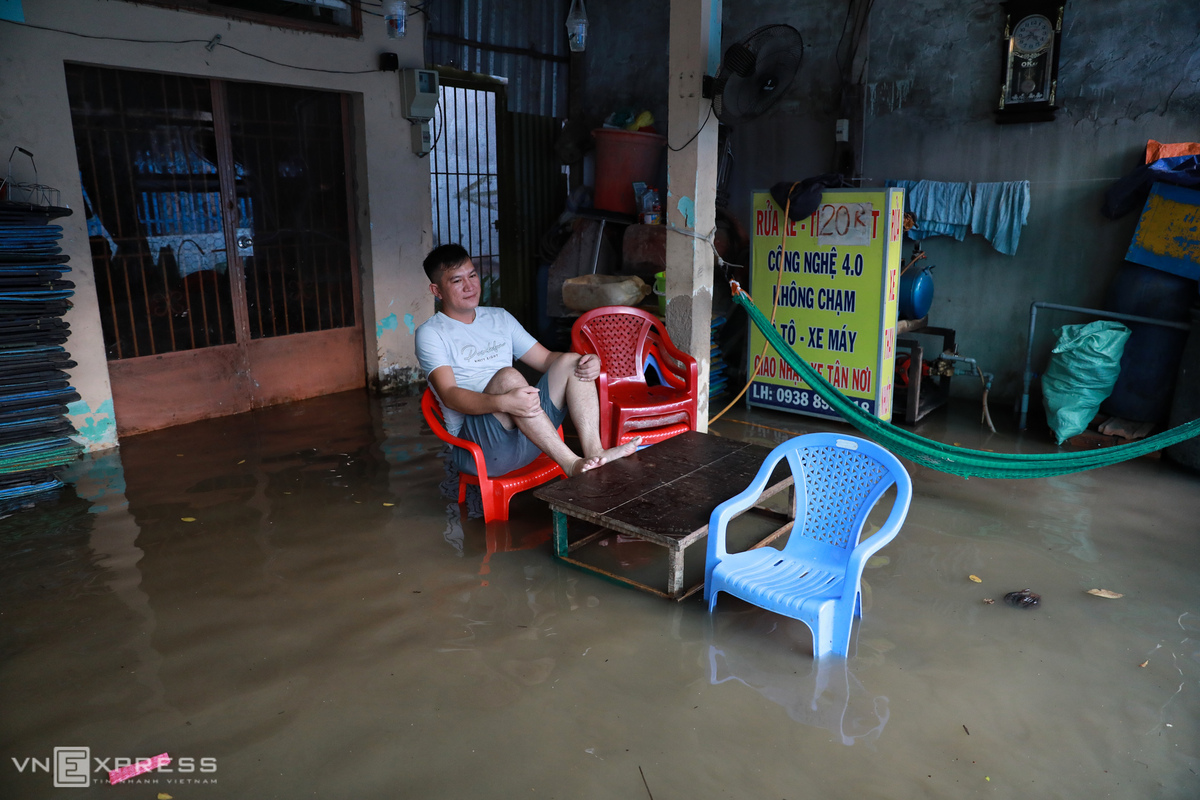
[401,69,439,120]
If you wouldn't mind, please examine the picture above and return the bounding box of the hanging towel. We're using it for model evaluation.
[971,181,1030,256]
[886,179,973,241]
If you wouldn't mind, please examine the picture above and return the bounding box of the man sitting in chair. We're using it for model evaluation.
[416,243,640,479]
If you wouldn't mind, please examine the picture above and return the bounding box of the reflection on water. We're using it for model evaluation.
[709,642,889,745]
[1035,472,1102,563]
[0,393,1198,798]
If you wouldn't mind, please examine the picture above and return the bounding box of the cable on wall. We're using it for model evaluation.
[1,19,382,75]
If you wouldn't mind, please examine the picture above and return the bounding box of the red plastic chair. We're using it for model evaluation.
[421,388,565,522]
[571,305,699,449]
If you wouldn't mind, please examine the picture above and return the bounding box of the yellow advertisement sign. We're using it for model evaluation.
[747,188,903,421]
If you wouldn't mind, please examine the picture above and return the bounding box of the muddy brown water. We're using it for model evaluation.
[1,390,1197,798]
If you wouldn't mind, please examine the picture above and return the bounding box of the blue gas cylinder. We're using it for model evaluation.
[899,265,935,320]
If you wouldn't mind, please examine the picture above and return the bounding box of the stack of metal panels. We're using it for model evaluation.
[0,200,83,508]
[710,315,729,401]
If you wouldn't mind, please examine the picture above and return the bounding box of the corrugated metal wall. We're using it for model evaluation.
[425,0,569,118]
[497,110,567,326]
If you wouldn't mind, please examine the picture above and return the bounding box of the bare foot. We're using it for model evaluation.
[569,455,602,477]
[578,437,642,473]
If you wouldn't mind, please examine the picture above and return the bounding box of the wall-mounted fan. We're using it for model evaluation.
[710,24,805,209]
[711,24,805,126]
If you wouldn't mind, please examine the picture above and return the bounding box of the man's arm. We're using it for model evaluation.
[519,343,601,382]
[427,365,541,418]
[417,316,542,419]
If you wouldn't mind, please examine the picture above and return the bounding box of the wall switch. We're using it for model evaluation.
[835,119,850,142]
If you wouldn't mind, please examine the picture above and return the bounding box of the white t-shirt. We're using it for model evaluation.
[415,307,538,435]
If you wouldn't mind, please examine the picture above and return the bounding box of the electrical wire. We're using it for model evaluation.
[360,0,428,18]
[2,19,210,46]
[834,0,877,84]
[217,41,379,73]
[709,182,799,425]
[1,19,381,74]
[833,1,857,77]
[667,102,715,152]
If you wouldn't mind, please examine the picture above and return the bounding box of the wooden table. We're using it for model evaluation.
[534,431,794,600]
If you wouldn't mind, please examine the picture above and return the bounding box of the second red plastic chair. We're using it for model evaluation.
[571,305,699,449]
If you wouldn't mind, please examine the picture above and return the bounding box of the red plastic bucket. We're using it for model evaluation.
[592,128,666,215]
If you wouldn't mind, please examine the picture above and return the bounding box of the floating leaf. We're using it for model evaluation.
[866,556,890,568]
[1138,660,1149,668]
[1087,588,1124,599]
[237,459,245,465]
[159,794,174,800]
[383,502,395,507]
[969,574,982,583]
[180,517,196,523]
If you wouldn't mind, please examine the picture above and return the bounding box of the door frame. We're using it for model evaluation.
[104,80,364,436]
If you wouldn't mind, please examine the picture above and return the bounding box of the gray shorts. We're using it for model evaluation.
[453,371,568,476]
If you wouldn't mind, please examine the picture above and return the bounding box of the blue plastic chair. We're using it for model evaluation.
[704,433,912,658]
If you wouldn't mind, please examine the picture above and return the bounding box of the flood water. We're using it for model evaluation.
[2,389,1198,798]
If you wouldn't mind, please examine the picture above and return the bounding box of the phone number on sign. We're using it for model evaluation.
[749,382,875,417]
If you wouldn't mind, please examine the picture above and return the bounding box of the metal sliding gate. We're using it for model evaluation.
[66,65,364,435]
[429,80,502,305]
[429,76,565,330]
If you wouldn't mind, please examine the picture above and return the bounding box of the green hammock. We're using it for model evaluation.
[732,289,1200,479]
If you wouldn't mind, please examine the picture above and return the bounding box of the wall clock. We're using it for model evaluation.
[996,1,1065,123]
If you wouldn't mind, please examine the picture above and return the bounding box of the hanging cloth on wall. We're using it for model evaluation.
[886,179,973,241]
[971,181,1031,256]
[731,285,1200,479]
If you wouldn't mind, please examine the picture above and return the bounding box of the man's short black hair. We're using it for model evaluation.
[423,243,471,282]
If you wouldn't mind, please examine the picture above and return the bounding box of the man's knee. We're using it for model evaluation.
[484,366,528,394]
[554,352,582,372]
[547,352,581,386]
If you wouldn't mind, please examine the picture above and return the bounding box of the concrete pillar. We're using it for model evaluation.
[666,0,720,431]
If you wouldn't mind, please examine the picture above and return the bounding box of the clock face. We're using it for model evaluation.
[1012,15,1053,53]
[998,5,1064,119]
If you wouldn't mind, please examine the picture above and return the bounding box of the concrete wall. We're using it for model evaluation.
[860,0,1200,401]
[723,0,1199,401]
[577,0,1199,403]
[0,0,435,451]
[720,2,844,214]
